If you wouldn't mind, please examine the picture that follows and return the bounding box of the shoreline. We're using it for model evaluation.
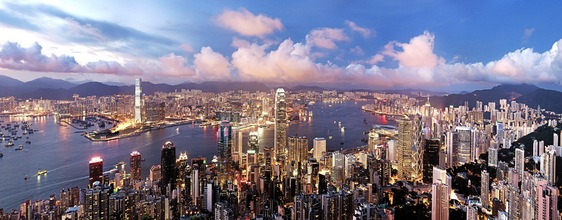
[83,119,197,142]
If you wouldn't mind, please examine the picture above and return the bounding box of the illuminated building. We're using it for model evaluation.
[84,187,110,219]
[488,147,498,167]
[453,127,474,165]
[130,151,141,180]
[396,115,423,182]
[540,149,557,184]
[287,136,308,173]
[89,157,104,187]
[313,137,326,162]
[218,120,232,185]
[274,88,287,164]
[431,168,450,220]
[134,78,142,124]
[161,141,176,195]
[144,101,165,122]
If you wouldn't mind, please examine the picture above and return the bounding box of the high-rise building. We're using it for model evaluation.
[218,120,232,185]
[431,182,449,220]
[488,147,498,167]
[515,148,524,179]
[248,131,259,152]
[313,137,326,162]
[288,136,308,172]
[453,127,473,165]
[130,151,141,180]
[84,187,110,219]
[540,149,556,184]
[274,88,287,163]
[481,170,490,209]
[134,78,142,123]
[423,139,440,183]
[89,157,104,187]
[536,180,559,220]
[161,141,177,195]
[397,115,423,182]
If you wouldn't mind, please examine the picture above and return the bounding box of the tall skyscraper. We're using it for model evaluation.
[161,141,177,195]
[423,139,440,183]
[431,182,449,220]
[218,120,233,185]
[481,170,490,209]
[134,78,142,123]
[274,88,287,163]
[89,157,103,187]
[287,136,308,173]
[454,127,473,165]
[130,151,141,180]
[313,137,326,161]
[515,148,524,179]
[397,115,423,182]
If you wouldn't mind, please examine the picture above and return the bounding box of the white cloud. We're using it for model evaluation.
[305,28,349,49]
[193,47,231,80]
[215,8,283,37]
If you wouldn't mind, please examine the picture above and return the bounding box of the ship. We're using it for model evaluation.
[37,169,48,175]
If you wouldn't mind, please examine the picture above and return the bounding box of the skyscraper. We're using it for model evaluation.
[89,157,103,187]
[536,179,558,220]
[431,167,450,220]
[161,141,176,195]
[287,136,308,174]
[454,127,473,165]
[218,120,233,185]
[274,88,287,163]
[134,78,142,124]
[481,170,490,209]
[423,139,440,183]
[397,115,423,182]
[488,147,498,167]
[130,151,141,180]
[515,148,524,179]
[313,137,326,161]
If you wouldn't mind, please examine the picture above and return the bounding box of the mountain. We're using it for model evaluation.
[20,77,76,90]
[0,75,23,87]
[291,85,325,91]
[429,84,540,109]
[516,89,562,112]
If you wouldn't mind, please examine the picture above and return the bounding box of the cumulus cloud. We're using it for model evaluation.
[215,8,283,37]
[382,31,444,68]
[345,20,373,38]
[194,47,231,80]
[306,28,349,49]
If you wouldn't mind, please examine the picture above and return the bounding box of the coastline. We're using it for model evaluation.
[83,119,197,142]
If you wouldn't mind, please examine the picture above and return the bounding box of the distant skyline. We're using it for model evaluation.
[1,1,562,92]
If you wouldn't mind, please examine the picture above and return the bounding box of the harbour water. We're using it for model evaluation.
[0,100,393,210]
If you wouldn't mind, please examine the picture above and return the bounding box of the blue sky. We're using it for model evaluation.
[0,1,562,91]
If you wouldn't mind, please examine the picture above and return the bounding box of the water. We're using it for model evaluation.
[0,100,393,210]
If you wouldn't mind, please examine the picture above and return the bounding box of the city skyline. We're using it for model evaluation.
[0,1,562,92]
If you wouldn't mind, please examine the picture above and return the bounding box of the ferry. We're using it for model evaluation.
[37,169,48,175]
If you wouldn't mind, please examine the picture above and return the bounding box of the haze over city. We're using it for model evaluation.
[1,1,562,92]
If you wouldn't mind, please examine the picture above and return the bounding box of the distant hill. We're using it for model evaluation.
[291,85,325,92]
[0,75,23,87]
[429,83,542,109]
[20,77,76,90]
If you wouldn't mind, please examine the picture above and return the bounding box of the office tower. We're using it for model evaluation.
[515,148,524,179]
[288,136,308,172]
[218,120,232,185]
[191,169,200,206]
[313,137,326,161]
[134,78,142,123]
[488,147,498,167]
[89,157,104,187]
[453,127,473,165]
[423,139,440,183]
[274,88,287,162]
[481,170,490,209]
[540,149,556,184]
[397,115,422,182]
[161,141,177,195]
[130,151,141,180]
[431,182,449,220]
[367,131,379,154]
[536,180,559,220]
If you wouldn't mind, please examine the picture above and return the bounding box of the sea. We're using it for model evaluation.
[0,100,394,210]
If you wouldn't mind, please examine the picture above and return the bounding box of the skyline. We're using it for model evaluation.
[1,1,562,92]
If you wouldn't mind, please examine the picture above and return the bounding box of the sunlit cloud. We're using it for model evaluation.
[215,8,283,37]
[305,28,349,49]
[345,20,373,39]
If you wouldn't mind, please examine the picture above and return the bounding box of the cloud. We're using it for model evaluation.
[64,17,105,41]
[368,54,384,65]
[180,44,194,53]
[193,47,231,80]
[215,8,283,37]
[0,41,81,72]
[382,31,444,68]
[306,28,349,49]
[522,28,534,43]
[345,20,373,38]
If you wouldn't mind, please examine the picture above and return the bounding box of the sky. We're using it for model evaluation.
[1,1,562,92]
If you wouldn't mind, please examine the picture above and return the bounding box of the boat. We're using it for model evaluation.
[0,152,3,157]
[341,127,345,133]
[25,140,31,144]
[24,175,29,180]
[15,145,23,151]
[37,169,48,175]
[5,140,14,147]
[176,127,180,132]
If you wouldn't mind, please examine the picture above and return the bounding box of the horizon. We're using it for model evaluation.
[1,1,562,92]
